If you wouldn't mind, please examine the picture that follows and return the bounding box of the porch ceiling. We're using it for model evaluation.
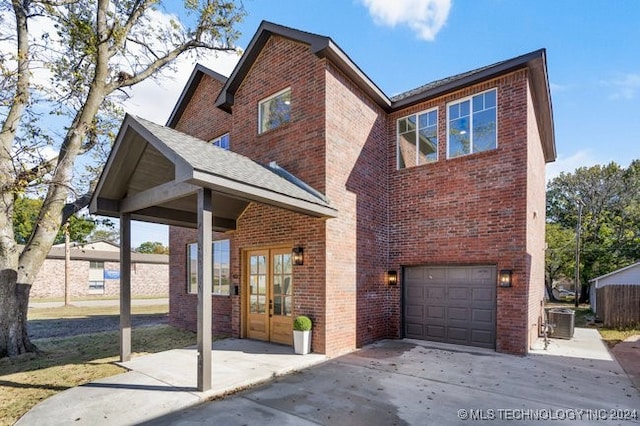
[89,115,337,229]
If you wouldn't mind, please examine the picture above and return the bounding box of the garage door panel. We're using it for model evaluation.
[426,325,445,339]
[426,305,445,320]
[405,267,425,280]
[471,267,494,281]
[403,265,496,349]
[471,330,493,346]
[405,304,424,320]
[427,287,445,299]
[472,287,494,301]
[448,327,469,341]
[472,308,493,324]
[406,286,424,299]
[448,307,469,321]
[448,287,468,300]
[406,323,424,338]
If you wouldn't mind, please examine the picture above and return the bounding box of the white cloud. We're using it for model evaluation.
[360,0,451,41]
[605,73,640,100]
[121,50,240,124]
[546,149,599,182]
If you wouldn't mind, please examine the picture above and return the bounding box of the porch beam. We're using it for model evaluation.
[119,212,132,362]
[120,181,199,213]
[133,206,236,230]
[197,188,213,392]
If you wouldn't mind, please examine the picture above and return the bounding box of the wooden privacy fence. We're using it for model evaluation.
[596,285,640,328]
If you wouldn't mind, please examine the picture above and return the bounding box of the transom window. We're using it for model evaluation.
[259,88,291,134]
[211,133,230,150]
[187,240,231,295]
[447,89,497,158]
[397,108,438,169]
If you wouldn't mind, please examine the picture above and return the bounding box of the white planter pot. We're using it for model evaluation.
[293,330,311,355]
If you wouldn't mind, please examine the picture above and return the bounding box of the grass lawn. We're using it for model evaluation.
[0,304,196,426]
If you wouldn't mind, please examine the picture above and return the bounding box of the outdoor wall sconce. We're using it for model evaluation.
[499,269,513,287]
[387,270,398,286]
[292,246,304,266]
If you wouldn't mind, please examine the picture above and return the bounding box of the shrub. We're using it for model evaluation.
[293,315,312,331]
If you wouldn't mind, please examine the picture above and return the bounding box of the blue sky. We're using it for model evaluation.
[127,0,640,246]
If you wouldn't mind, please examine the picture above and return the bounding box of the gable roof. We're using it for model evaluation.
[90,114,337,229]
[166,64,228,128]
[204,21,555,162]
[214,20,391,113]
[589,262,640,287]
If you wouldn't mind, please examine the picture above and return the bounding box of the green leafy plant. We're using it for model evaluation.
[293,315,312,331]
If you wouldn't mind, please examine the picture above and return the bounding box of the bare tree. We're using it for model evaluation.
[0,0,245,357]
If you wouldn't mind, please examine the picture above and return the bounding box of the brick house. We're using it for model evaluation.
[91,20,555,371]
[30,241,169,299]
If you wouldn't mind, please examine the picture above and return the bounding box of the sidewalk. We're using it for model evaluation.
[28,297,168,309]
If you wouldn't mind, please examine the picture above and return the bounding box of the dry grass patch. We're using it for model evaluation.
[0,325,196,426]
[28,303,168,320]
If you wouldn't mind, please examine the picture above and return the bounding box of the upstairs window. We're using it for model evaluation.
[397,108,438,169]
[211,133,230,150]
[447,89,497,158]
[259,88,291,134]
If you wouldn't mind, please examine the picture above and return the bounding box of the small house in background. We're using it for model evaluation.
[590,262,640,328]
[30,241,169,299]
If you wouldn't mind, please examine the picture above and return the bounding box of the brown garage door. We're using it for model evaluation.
[404,265,496,349]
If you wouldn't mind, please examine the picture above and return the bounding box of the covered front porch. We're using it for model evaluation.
[90,114,336,391]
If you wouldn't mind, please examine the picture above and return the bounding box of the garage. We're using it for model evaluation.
[403,265,496,349]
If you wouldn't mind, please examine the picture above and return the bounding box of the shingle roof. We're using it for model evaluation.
[133,116,333,210]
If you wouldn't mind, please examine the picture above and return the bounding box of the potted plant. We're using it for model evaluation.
[293,315,312,355]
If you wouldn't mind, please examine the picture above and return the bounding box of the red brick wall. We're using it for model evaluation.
[325,62,389,352]
[173,74,230,141]
[388,70,533,354]
[230,36,327,192]
[167,31,546,356]
[168,226,234,337]
[525,81,548,350]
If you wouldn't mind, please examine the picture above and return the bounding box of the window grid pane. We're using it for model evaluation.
[187,240,231,295]
[397,109,437,169]
[448,90,496,158]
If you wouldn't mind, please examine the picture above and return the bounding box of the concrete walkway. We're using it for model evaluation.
[16,330,640,425]
[16,339,327,425]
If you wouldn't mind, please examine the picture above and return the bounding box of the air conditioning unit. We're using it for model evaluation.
[548,308,575,339]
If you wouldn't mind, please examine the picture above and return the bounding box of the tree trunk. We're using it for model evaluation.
[0,270,36,357]
[544,277,557,303]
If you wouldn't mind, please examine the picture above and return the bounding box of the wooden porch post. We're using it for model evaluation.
[197,188,213,391]
[119,212,132,362]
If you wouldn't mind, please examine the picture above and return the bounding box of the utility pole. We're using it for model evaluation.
[574,199,584,308]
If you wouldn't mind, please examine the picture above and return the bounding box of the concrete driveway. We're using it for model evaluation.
[140,330,639,425]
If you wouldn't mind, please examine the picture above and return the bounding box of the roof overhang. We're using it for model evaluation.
[215,21,391,113]
[90,115,337,229]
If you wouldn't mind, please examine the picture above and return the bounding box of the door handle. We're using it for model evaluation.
[269,299,273,317]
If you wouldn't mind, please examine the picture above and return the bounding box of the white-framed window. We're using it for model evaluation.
[447,89,497,158]
[89,261,105,293]
[211,133,230,150]
[258,88,291,134]
[397,108,438,169]
[187,240,231,295]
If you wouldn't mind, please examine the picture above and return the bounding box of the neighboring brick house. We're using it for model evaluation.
[91,21,555,357]
[30,241,169,299]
